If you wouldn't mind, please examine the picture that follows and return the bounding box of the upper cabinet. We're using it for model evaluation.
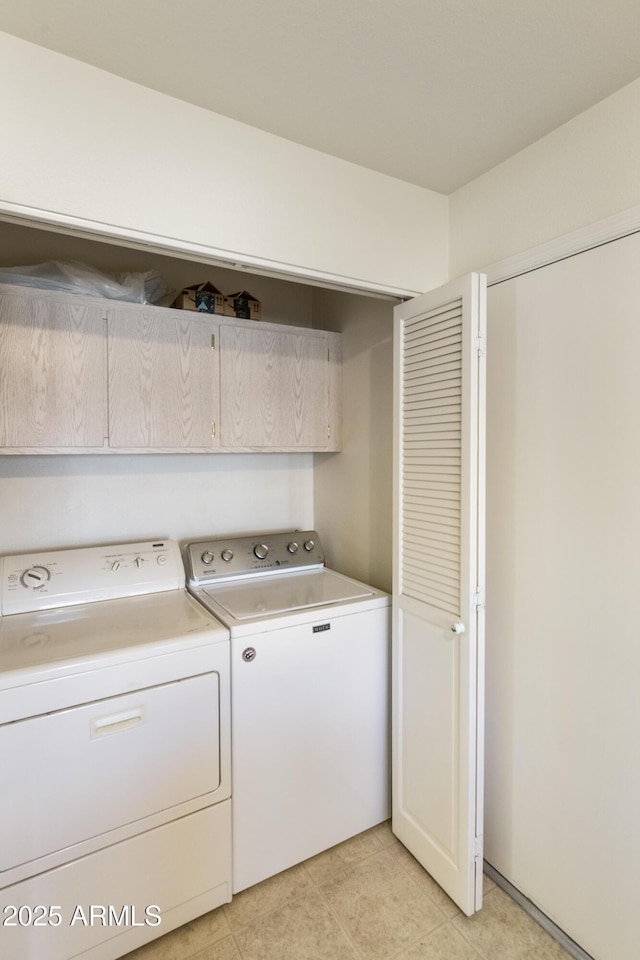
[220,324,340,451]
[0,288,107,450]
[0,284,341,455]
[107,308,220,452]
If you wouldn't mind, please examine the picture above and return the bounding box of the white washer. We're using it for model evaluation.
[184,530,390,893]
[0,540,231,960]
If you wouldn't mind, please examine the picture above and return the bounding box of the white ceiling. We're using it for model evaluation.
[3,0,640,194]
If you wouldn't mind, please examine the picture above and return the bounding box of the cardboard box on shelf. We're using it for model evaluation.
[223,290,261,321]
[173,282,225,314]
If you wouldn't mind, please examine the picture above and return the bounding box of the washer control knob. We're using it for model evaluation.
[221,548,234,562]
[254,543,269,560]
[287,541,299,554]
[134,556,145,568]
[303,539,315,552]
[111,560,121,571]
[201,551,214,565]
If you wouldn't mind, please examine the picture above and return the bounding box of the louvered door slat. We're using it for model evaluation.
[404,369,462,388]
[404,375,461,392]
[403,457,460,470]
[405,429,460,440]
[405,334,463,357]
[403,540,460,565]
[405,483,460,499]
[405,498,460,512]
[403,515,461,541]
[402,576,460,612]
[404,408,462,422]
[403,544,460,573]
[405,385,462,403]
[404,316,463,343]
[404,352,461,372]
[405,303,463,329]
[404,468,460,481]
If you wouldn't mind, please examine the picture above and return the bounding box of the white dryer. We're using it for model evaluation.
[184,530,390,894]
[0,540,231,960]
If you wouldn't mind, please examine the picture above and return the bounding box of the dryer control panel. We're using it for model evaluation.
[0,540,183,616]
[185,530,325,584]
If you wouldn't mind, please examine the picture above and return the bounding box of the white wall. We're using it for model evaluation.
[312,290,394,593]
[450,76,640,275]
[0,453,313,555]
[0,31,448,296]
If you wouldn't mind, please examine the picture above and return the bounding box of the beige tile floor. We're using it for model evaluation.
[124,822,575,960]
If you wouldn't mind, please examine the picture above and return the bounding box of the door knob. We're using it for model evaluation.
[451,622,466,634]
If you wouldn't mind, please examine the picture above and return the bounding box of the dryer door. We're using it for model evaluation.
[1,671,220,873]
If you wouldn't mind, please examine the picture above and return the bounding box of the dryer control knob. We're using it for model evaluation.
[20,565,51,588]
[221,549,234,562]
[201,551,214,564]
[254,543,269,560]
[303,539,315,552]
[287,541,299,554]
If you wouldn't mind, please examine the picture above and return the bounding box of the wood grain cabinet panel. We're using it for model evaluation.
[219,325,339,450]
[0,291,107,448]
[107,309,220,450]
[0,284,341,455]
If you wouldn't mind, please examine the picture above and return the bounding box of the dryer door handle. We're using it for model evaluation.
[91,707,144,739]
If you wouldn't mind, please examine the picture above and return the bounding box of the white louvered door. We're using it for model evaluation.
[392,273,486,916]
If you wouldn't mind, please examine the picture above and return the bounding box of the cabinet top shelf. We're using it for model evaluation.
[0,281,339,340]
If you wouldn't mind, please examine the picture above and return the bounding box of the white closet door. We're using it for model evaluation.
[392,273,486,916]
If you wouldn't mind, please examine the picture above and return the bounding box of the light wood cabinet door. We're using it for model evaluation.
[107,308,220,450]
[219,325,339,450]
[0,291,107,449]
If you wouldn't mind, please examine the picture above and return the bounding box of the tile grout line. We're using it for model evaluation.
[379,850,463,960]
[313,879,369,960]
[379,916,458,960]
[229,928,248,960]
[311,836,457,960]
[448,888,502,960]
[302,831,397,960]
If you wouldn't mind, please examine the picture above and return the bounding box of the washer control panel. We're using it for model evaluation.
[185,531,325,584]
[0,540,183,616]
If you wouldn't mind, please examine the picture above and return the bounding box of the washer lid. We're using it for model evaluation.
[201,568,373,621]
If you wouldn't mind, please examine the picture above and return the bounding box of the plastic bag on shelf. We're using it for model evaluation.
[0,260,168,304]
